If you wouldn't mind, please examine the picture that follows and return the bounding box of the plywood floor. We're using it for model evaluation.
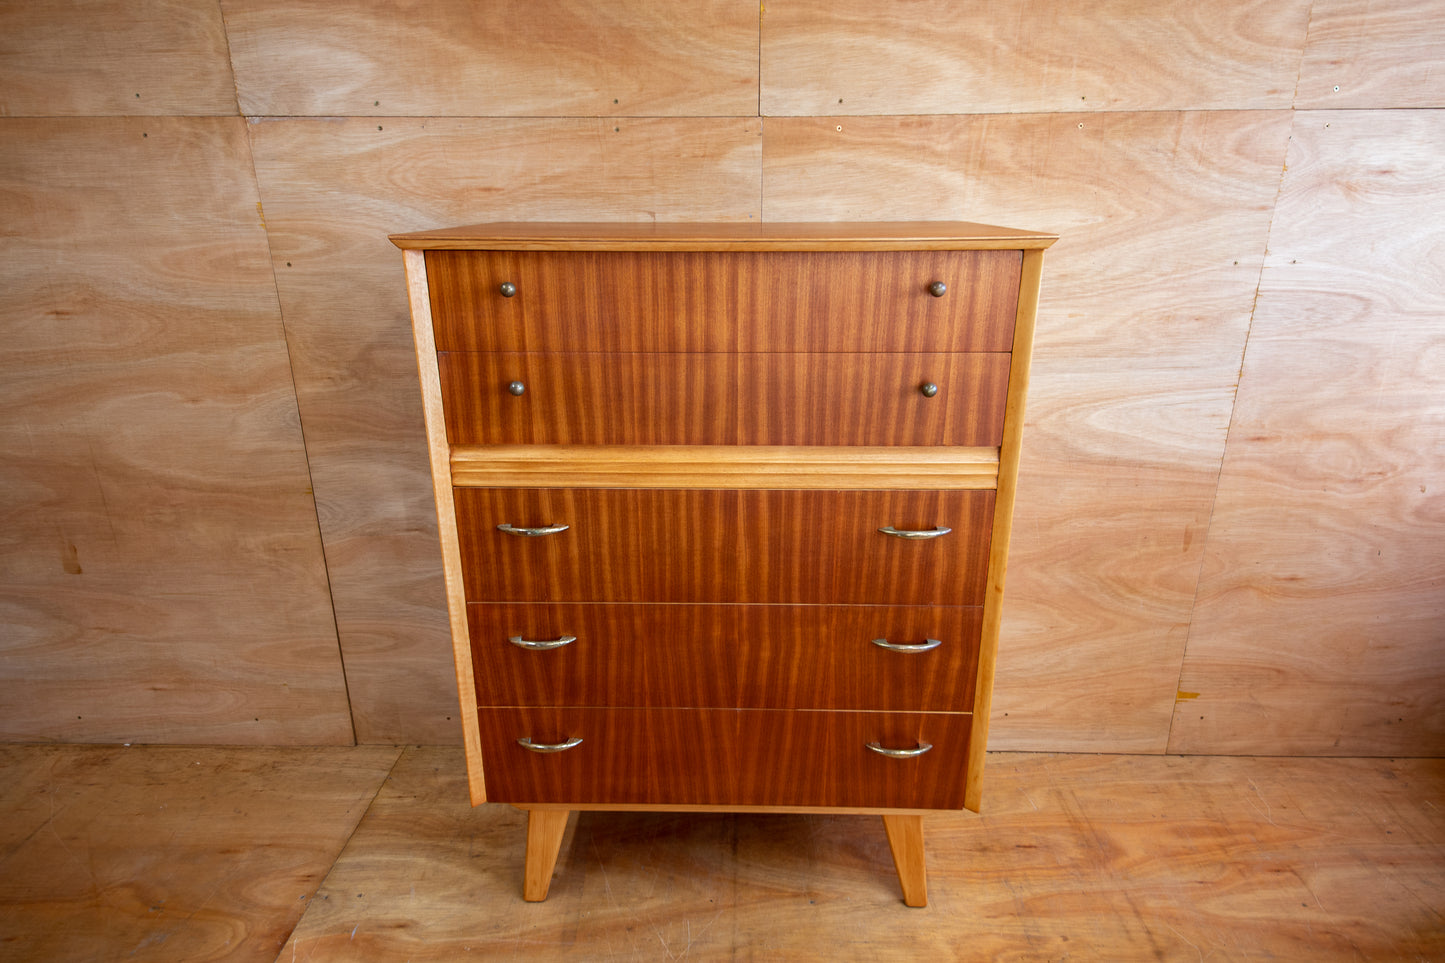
[0,746,1438,961]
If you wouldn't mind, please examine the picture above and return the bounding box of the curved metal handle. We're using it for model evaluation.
[871,637,942,653]
[497,522,569,537]
[877,525,951,540]
[928,281,947,297]
[866,741,933,758]
[499,281,517,297]
[517,736,583,753]
[508,380,525,396]
[509,634,576,651]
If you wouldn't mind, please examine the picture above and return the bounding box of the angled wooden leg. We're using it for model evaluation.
[523,808,571,901]
[881,814,928,907]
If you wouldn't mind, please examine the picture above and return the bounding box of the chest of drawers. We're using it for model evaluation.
[392,222,1054,906]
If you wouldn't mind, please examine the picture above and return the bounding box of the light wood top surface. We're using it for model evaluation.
[390,221,1058,251]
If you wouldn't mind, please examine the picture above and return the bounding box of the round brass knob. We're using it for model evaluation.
[508,381,525,396]
[920,382,939,398]
[928,281,947,297]
[499,281,517,298]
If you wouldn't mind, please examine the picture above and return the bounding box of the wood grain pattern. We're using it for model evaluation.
[454,488,995,605]
[426,249,1022,352]
[477,708,973,809]
[404,249,486,802]
[0,744,401,963]
[1171,111,1445,756]
[469,603,981,712]
[1295,0,1445,108]
[467,603,736,710]
[0,746,1388,960]
[765,110,1291,752]
[881,814,928,907]
[439,351,1009,447]
[224,0,757,116]
[522,809,571,902]
[451,444,1000,490]
[0,118,351,744]
[0,0,237,116]
[247,116,760,744]
[761,0,1311,115]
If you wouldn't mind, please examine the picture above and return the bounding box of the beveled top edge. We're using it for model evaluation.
[389,220,1058,251]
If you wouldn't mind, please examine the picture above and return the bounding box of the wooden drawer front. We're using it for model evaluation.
[438,351,1009,447]
[454,488,995,605]
[736,605,982,712]
[467,603,736,709]
[427,249,1022,353]
[477,707,973,809]
[467,603,982,712]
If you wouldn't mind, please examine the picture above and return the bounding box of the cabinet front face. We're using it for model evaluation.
[454,487,995,605]
[476,707,974,809]
[469,603,983,713]
[426,249,1024,353]
[397,222,1049,830]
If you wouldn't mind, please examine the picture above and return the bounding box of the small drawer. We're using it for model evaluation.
[426,249,1023,353]
[476,707,973,809]
[454,488,995,605]
[468,603,737,709]
[438,351,1009,447]
[467,603,983,712]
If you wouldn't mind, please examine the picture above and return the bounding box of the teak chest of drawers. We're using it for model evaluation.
[392,222,1055,906]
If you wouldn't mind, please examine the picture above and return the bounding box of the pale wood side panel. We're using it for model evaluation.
[761,0,1311,115]
[248,117,760,744]
[1295,0,1445,108]
[0,118,352,744]
[1171,111,1445,756]
[0,0,237,116]
[224,0,758,116]
[403,250,485,803]
[764,110,1291,752]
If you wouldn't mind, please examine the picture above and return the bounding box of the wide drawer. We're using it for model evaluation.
[438,351,1009,447]
[426,249,1023,353]
[468,603,983,712]
[453,488,995,605]
[476,706,973,809]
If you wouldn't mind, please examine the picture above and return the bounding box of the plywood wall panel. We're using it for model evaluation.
[1170,111,1445,756]
[0,0,237,117]
[0,118,351,744]
[248,117,760,744]
[765,111,1290,750]
[761,0,1310,116]
[224,0,758,117]
[1295,0,1445,108]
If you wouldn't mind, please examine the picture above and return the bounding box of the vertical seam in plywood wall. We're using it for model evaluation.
[224,6,361,747]
[757,0,765,220]
[1163,126,1301,755]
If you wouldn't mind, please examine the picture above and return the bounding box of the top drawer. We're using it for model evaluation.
[426,249,1023,353]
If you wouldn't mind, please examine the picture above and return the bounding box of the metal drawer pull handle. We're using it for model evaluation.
[499,281,517,297]
[877,525,951,539]
[509,634,576,650]
[497,522,569,536]
[867,741,933,758]
[871,637,942,653]
[928,281,947,297]
[518,736,583,753]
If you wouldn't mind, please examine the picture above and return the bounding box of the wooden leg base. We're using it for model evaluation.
[881,814,928,907]
[522,808,570,901]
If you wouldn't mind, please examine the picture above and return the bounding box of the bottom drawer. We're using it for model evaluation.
[475,707,972,809]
